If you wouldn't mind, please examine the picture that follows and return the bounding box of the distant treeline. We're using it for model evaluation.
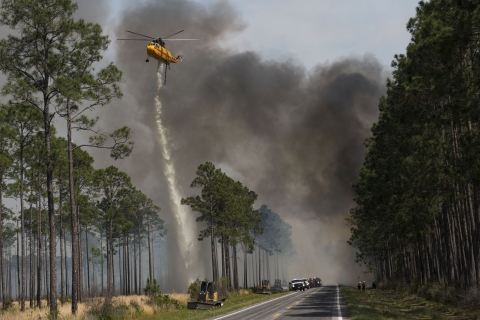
[182,162,295,290]
[349,0,480,288]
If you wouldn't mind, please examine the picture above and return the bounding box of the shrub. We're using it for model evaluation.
[149,294,181,311]
[408,282,419,294]
[188,280,200,300]
[460,286,480,309]
[3,297,14,310]
[129,300,144,316]
[144,277,161,296]
[85,297,128,320]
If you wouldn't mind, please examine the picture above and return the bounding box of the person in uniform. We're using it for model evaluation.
[372,281,376,289]
[357,282,361,290]
[362,281,366,291]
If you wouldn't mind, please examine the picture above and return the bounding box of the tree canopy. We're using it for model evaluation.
[349,0,480,288]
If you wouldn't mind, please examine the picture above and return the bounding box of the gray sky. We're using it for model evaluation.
[102,0,419,70]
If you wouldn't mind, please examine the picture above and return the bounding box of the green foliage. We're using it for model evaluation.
[3,297,14,309]
[144,277,161,296]
[182,161,295,288]
[149,294,181,310]
[187,280,200,300]
[128,300,144,317]
[348,0,480,288]
[256,205,294,256]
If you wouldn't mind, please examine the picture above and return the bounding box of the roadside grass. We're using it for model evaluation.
[139,290,293,320]
[340,286,480,320]
[0,290,292,320]
[0,293,187,319]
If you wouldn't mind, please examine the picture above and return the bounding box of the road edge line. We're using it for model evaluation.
[211,291,297,320]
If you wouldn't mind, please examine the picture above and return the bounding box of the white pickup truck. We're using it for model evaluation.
[288,279,306,291]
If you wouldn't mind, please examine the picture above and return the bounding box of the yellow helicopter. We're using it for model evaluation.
[117,30,200,83]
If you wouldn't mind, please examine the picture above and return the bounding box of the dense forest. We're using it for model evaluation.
[0,0,295,317]
[349,0,480,289]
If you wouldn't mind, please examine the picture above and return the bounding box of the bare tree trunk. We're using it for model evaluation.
[59,223,64,305]
[77,210,83,303]
[225,241,231,288]
[67,99,79,314]
[0,172,5,309]
[233,245,238,290]
[100,230,104,295]
[258,247,261,287]
[243,246,247,288]
[29,197,34,308]
[147,225,152,282]
[36,177,42,308]
[119,244,123,295]
[209,216,218,283]
[127,240,130,295]
[19,146,26,311]
[138,228,142,294]
[252,250,255,287]
[127,237,130,295]
[64,229,68,298]
[44,234,49,306]
[59,193,64,305]
[107,220,113,297]
[221,234,225,280]
[133,235,137,294]
[44,109,58,316]
[85,227,90,296]
[16,219,20,302]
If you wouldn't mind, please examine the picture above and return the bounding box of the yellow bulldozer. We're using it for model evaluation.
[271,279,284,293]
[257,279,272,294]
[187,281,226,310]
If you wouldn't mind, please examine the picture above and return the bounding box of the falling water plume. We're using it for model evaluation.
[154,63,194,273]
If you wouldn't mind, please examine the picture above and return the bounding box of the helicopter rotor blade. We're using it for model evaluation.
[125,30,155,39]
[163,38,202,41]
[117,38,152,41]
[162,30,184,39]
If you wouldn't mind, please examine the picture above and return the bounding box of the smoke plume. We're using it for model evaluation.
[90,0,386,289]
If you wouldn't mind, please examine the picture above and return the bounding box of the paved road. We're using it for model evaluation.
[208,286,348,320]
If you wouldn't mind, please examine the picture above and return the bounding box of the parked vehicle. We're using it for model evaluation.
[289,279,306,291]
[302,278,309,289]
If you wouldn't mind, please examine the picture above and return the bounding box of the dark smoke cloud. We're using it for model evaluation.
[90,0,385,288]
[74,0,110,25]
